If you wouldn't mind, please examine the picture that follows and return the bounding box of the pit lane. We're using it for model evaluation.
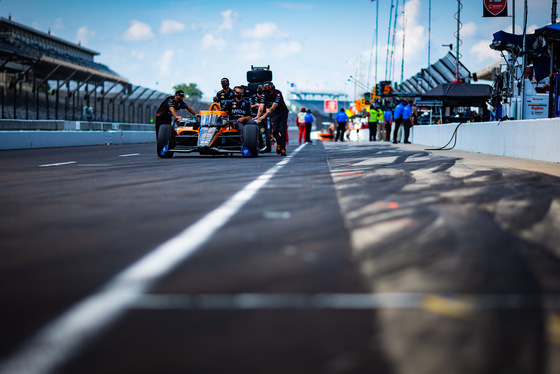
[0,137,559,373]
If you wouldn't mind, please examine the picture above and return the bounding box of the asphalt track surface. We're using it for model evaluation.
[1,132,560,373]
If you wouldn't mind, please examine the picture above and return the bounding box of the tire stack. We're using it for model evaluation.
[246,65,273,95]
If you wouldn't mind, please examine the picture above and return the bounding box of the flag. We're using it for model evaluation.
[483,0,508,18]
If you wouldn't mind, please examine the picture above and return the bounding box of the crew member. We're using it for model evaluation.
[402,100,413,144]
[215,77,234,109]
[392,100,405,143]
[367,105,378,141]
[296,107,307,144]
[383,107,393,142]
[250,84,271,152]
[250,84,264,116]
[222,86,256,142]
[334,108,349,142]
[376,107,385,141]
[155,90,197,139]
[256,82,289,156]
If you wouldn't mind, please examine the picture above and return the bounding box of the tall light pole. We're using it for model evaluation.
[400,0,406,85]
[428,0,432,87]
[520,0,528,119]
[368,0,379,89]
[453,0,462,83]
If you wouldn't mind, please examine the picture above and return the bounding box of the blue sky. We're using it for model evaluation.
[0,0,554,101]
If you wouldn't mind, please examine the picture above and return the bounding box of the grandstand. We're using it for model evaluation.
[397,52,472,95]
[0,16,205,123]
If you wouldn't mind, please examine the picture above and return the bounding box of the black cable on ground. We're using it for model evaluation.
[424,121,465,151]
[423,114,510,151]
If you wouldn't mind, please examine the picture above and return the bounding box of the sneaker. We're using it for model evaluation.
[280,149,287,156]
[276,145,281,154]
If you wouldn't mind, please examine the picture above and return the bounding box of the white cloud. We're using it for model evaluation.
[238,41,265,61]
[160,20,187,35]
[241,22,288,39]
[398,0,426,60]
[76,26,95,45]
[527,24,540,34]
[53,18,64,30]
[201,34,225,49]
[274,41,302,59]
[461,22,477,38]
[123,20,154,42]
[157,50,174,76]
[276,2,314,11]
[504,24,540,35]
[131,50,145,60]
[217,9,237,32]
[470,40,501,63]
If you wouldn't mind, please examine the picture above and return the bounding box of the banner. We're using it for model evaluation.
[483,0,508,17]
[324,100,338,113]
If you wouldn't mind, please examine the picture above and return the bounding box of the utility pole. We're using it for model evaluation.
[454,0,462,83]
[375,0,379,87]
[549,0,557,117]
[512,0,515,34]
[400,0,406,86]
[428,0,432,87]
[520,0,527,119]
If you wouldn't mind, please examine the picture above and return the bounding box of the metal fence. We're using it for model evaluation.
[0,78,206,123]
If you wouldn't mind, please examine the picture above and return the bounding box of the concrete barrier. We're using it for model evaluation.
[0,130,154,150]
[411,118,560,163]
[0,120,154,150]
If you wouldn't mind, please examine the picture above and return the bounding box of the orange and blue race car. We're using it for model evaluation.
[157,103,260,158]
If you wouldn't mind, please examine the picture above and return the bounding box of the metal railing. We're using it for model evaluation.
[0,76,207,124]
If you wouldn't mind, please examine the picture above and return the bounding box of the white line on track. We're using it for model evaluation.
[118,153,140,157]
[38,161,77,168]
[0,144,306,374]
[130,292,560,310]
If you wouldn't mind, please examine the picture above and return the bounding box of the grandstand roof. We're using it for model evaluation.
[0,16,126,84]
[398,52,471,95]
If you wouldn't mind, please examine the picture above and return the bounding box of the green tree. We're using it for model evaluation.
[172,83,203,101]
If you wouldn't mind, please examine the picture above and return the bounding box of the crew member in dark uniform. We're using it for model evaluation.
[249,84,264,116]
[155,90,197,139]
[249,84,271,152]
[215,77,235,109]
[256,82,289,156]
[222,86,256,142]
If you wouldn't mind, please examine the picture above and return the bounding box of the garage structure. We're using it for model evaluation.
[0,16,177,123]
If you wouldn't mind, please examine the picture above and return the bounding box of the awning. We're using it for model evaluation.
[422,83,492,99]
[422,83,491,107]
[534,23,560,41]
[490,30,550,81]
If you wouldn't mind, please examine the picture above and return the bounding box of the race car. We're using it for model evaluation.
[157,103,260,158]
[319,121,335,139]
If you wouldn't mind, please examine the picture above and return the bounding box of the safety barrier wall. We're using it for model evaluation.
[0,120,154,150]
[411,118,560,163]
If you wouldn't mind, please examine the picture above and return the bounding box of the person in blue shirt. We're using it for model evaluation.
[383,108,393,142]
[334,108,349,142]
[392,100,405,143]
[402,100,413,144]
[304,109,314,143]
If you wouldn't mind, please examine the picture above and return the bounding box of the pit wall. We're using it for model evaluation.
[411,118,560,163]
[0,120,154,150]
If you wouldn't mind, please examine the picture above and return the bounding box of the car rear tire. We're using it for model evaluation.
[157,124,174,158]
[243,124,259,158]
